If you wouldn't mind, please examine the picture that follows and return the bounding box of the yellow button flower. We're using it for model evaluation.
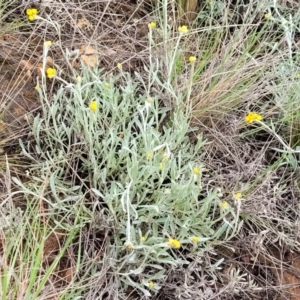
[192,236,199,243]
[146,152,153,159]
[89,101,97,111]
[189,56,196,63]
[162,154,169,161]
[44,40,52,47]
[148,281,154,288]
[220,201,228,208]
[167,238,181,249]
[148,21,156,29]
[140,236,146,242]
[235,192,242,200]
[264,12,271,20]
[117,62,122,69]
[46,68,57,79]
[245,112,263,124]
[26,8,38,21]
[193,167,200,174]
[178,25,188,34]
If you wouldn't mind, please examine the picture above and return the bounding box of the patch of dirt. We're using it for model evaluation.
[43,230,65,263]
[0,1,155,146]
[269,249,300,300]
[0,63,38,143]
[213,239,300,300]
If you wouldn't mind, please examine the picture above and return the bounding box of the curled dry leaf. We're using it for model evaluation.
[282,253,300,300]
[63,266,76,283]
[20,59,34,70]
[20,60,34,78]
[80,45,98,68]
[77,17,92,29]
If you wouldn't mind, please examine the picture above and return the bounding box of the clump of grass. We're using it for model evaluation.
[0,172,91,299]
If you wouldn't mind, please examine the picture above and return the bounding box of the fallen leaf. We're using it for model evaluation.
[26,70,32,78]
[77,18,91,29]
[282,271,300,300]
[20,60,34,70]
[63,266,76,283]
[46,56,54,66]
[79,45,98,68]
[81,54,98,68]
[80,45,97,55]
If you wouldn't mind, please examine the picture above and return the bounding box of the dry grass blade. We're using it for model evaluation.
[177,0,199,22]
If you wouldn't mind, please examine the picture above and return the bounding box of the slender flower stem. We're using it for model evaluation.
[258,121,300,153]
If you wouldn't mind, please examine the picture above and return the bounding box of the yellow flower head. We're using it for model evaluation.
[44,40,52,47]
[146,152,153,159]
[192,236,199,243]
[34,85,39,91]
[189,56,196,63]
[264,12,271,20]
[105,82,110,88]
[148,281,154,288]
[193,167,200,174]
[220,201,228,208]
[140,236,146,242]
[26,8,38,21]
[167,238,181,249]
[159,163,163,169]
[162,153,169,161]
[117,62,122,69]
[148,21,156,29]
[46,68,57,79]
[146,97,152,103]
[235,192,242,200]
[89,101,97,111]
[178,25,189,34]
[245,112,263,124]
